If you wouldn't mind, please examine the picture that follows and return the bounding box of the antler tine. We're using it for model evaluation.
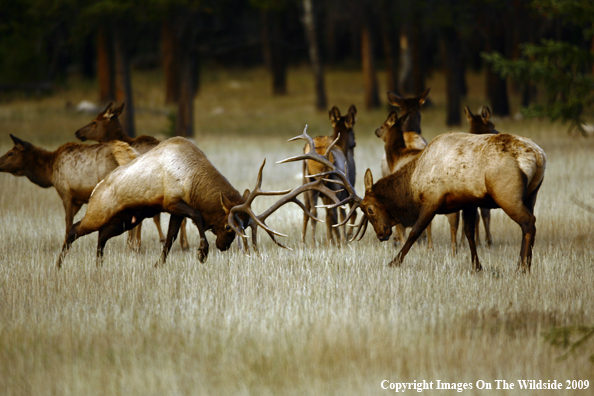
[277,125,337,170]
[348,215,368,242]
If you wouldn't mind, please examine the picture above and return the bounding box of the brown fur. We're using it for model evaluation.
[75,102,189,250]
[302,105,357,246]
[56,137,250,268]
[0,134,138,239]
[361,131,546,272]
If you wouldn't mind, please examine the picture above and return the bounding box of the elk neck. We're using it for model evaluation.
[21,145,57,189]
[106,118,133,143]
[373,158,421,228]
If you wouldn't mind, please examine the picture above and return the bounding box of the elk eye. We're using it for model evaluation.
[8,152,13,156]
[225,225,232,232]
[367,207,374,216]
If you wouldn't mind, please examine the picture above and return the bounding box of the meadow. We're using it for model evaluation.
[1,67,593,395]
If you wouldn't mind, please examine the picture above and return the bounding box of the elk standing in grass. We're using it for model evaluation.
[284,125,546,272]
[55,137,320,268]
[302,105,357,246]
[0,134,140,245]
[75,102,190,250]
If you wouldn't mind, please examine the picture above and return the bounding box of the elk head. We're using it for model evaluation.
[359,169,399,242]
[75,102,125,142]
[387,88,430,133]
[329,105,357,151]
[464,106,498,135]
[375,110,399,141]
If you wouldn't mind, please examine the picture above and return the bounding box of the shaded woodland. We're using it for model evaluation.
[1,0,592,135]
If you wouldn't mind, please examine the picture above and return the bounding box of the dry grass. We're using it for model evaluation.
[1,66,593,395]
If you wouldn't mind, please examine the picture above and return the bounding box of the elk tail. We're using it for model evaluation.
[109,141,139,166]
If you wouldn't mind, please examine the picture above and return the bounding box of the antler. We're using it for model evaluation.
[228,157,335,253]
[277,125,364,235]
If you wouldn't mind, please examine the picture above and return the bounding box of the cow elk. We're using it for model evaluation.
[302,105,357,246]
[0,134,140,246]
[75,102,189,250]
[55,137,322,268]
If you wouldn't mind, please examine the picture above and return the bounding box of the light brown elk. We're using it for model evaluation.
[302,105,357,246]
[55,136,322,268]
[0,134,140,245]
[283,125,546,273]
[75,102,189,250]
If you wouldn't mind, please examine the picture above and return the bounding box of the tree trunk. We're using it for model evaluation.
[484,14,510,117]
[442,27,463,126]
[112,23,135,137]
[361,23,380,109]
[302,0,327,111]
[270,10,287,95]
[162,18,180,105]
[97,27,114,103]
[380,0,400,94]
[175,19,199,137]
[408,15,426,95]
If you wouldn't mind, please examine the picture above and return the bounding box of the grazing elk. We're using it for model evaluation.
[283,125,546,273]
[0,134,140,245]
[75,102,189,250]
[55,137,323,268]
[302,105,357,246]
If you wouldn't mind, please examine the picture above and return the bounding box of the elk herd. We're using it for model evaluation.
[0,91,546,273]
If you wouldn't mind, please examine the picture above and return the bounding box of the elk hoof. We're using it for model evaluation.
[181,241,190,251]
[198,249,207,263]
[388,258,402,267]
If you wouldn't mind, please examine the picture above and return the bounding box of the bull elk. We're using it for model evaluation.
[302,105,357,246]
[75,102,189,250]
[283,124,546,273]
[55,136,325,268]
[0,134,140,246]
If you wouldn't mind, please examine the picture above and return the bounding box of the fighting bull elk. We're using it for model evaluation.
[302,105,357,246]
[0,134,140,245]
[55,136,330,268]
[282,124,546,273]
[75,102,190,250]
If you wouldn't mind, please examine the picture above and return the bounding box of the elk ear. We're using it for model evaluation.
[220,193,234,215]
[480,106,491,124]
[10,134,29,150]
[418,87,431,106]
[242,189,250,200]
[386,111,398,127]
[348,104,357,116]
[464,106,473,124]
[112,103,125,118]
[345,111,356,129]
[329,106,341,126]
[364,169,374,192]
[387,91,404,108]
[101,102,114,118]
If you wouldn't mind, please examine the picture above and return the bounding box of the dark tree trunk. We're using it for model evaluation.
[175,17,199,137]
[361,22,380,109]
[97,27,114,103]
[260,10,272,70]
[262,9,287,96]
[484,13,510,117]
[380,0,400,95]
[162,18,180,105]
[442,27,463,126]
[112,23,135,137]
[408,15,426,95]
[303,0,327,111]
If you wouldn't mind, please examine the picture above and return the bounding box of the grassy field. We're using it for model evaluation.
[1,66,593,395]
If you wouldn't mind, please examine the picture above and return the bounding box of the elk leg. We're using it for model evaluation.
[446,212,460,255]
[462,208,482,272]
[474,213,481,247]
[166,200,209,263]
[179,218,190,250]
[96,221,128,267]
[56,221,86,268]
[61,197,83,238]
[153,214,166,243]
[155,214,184,267]
[395,224,406,246]
[390,211,435,267]
[425,221,433,249]
[480,208,493,247]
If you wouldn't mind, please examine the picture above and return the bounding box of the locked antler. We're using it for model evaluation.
[278,125,368,241]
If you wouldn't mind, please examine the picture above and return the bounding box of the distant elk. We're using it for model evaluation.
[376,89,459,253]
[283,124,546,273]
[0,134,140,246]
[302,105,357,246]
[56,136,325,268]
[75,102,189,250]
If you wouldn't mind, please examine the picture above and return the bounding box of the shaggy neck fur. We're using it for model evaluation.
[22,145,56,188]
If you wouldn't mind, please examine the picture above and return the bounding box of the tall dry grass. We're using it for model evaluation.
[0,67,593,395]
